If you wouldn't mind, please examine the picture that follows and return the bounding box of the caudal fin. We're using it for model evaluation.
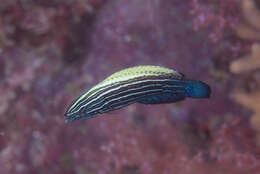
[184,80,211,98]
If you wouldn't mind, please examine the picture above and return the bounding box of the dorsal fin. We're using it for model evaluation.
[103,65,183,82]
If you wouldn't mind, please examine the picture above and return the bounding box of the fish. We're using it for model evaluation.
[65,65,211,122]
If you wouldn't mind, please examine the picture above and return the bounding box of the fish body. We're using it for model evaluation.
[65,66,210,122]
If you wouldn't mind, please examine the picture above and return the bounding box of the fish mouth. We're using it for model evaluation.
[64,111,98,122]
[64,116,74,123]
[64,112,79,123]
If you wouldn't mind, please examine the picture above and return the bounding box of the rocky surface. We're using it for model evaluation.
[0,0,260,174]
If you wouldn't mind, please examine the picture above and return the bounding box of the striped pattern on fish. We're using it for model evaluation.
[65,66,211,122]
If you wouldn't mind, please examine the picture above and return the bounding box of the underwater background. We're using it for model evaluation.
[0,0,260,173]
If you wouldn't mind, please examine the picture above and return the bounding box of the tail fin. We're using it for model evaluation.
[184,80,211,98]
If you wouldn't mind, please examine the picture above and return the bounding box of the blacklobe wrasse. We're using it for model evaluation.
[65,66,211,122]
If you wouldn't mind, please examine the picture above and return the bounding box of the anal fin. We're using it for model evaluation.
[138,93,185,104]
